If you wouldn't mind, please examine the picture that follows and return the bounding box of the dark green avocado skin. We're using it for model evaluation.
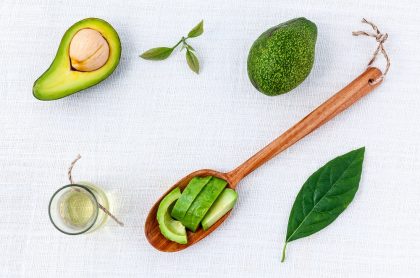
[247,17,317,96]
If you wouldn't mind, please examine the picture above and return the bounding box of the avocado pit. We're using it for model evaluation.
[69,28,110,72]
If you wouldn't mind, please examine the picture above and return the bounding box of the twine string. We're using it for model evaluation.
[352,18,390,84]
[67,155,124,227]
[97,203,124,227]
[68,154,81,184]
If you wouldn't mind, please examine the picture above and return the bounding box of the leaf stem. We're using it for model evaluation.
[172,37,186,50]
[281,243,287,262]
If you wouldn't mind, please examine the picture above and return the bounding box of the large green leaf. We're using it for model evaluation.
[282,147,365,262]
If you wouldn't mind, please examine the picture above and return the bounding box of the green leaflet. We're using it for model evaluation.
[282,147,365,262]
[186,50,199,74]
[188,20,204,38]
[140,47,174,60]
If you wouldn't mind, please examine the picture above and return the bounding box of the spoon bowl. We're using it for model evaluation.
[145,169,238,252]
[144,68,382,252]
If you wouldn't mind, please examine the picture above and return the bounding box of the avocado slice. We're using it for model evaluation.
[33,18,121,100]
[171,176,212,221]
[157,187,187,244]
[202,188,238,230]
[181,177,227,232]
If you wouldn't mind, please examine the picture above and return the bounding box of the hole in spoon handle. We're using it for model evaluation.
[227,67,383,185]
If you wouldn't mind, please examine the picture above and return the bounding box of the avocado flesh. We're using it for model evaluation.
[33,18,121,100]
[202,188,238,230]
[171,176,212,221]
[247,17,317,96]
[181,177,227,232]
[157,188,187,244]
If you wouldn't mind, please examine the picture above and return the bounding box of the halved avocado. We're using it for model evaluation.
[171,176,212,221]
[33,18,121,100]
[157,187,187,244]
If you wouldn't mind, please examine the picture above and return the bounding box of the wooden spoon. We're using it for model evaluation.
[145,67,383,252]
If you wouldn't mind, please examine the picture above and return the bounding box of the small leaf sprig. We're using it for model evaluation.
[140,20,203,74]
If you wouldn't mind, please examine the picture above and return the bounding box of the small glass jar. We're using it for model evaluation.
[48,181,109,235]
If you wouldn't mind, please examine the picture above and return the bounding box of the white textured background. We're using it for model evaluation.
[0,0,419,277]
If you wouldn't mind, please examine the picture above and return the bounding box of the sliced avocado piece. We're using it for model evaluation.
[33,18,121,100]
[181,177,227,232]
[157,187,187,244]
[171,176,212,221]
[202,188,238,230]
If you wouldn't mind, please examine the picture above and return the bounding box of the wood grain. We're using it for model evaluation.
[226,67,383,185]
[145,67,383,252]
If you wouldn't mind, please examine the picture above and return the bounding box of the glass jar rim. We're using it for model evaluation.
[48,184,99,235]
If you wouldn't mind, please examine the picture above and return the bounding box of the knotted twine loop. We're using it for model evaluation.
[68,155,124,227]
[352,18,390,85]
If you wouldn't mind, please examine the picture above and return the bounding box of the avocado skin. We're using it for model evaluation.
[33,18,121,101]
[247,17,317,96]
[171,176,212,221]
[181,177,227,232]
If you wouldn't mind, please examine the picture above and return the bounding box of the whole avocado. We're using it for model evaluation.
[247,17,317,96]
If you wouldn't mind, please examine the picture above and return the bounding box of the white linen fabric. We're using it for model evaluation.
[0,0,419,277]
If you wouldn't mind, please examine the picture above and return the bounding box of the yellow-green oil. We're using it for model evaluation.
[59,190,96,228]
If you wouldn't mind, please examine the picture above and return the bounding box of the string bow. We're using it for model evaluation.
[353,18,390,84]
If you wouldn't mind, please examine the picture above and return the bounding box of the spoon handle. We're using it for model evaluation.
[226,67,383,186]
